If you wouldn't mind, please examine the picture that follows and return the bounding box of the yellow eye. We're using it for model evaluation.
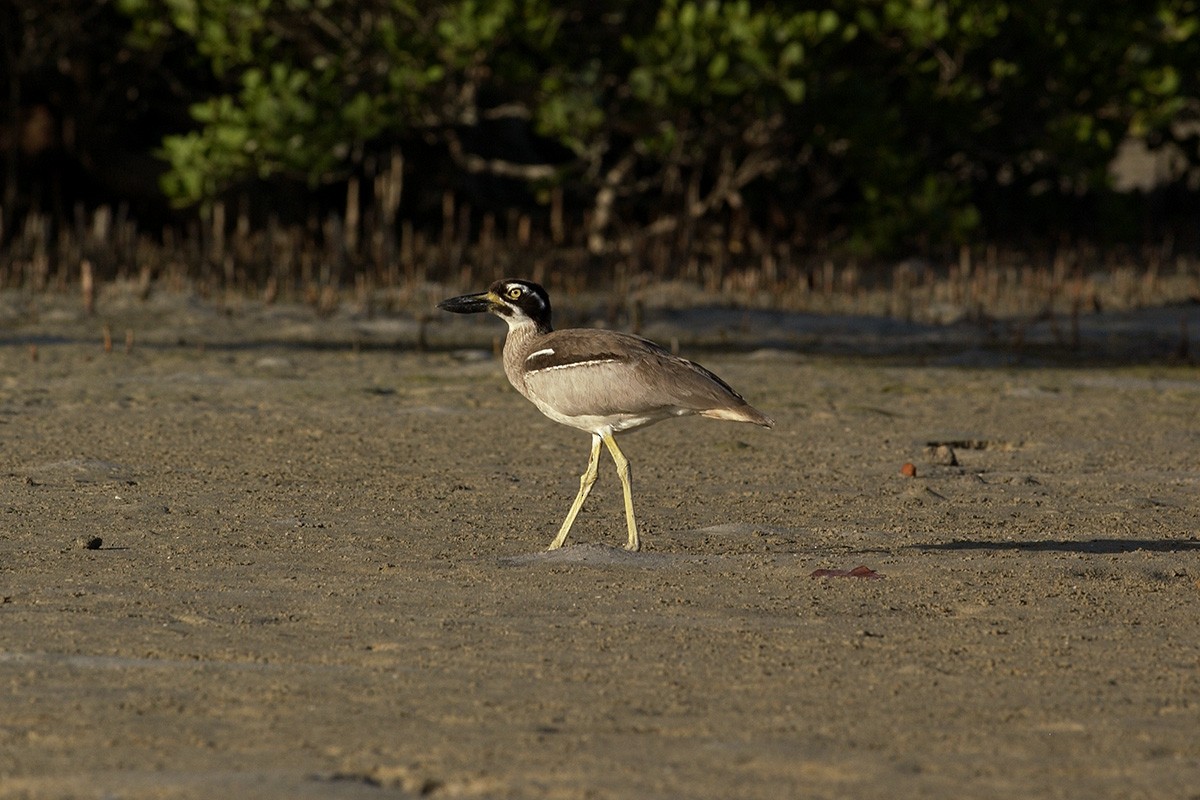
[507,287,523,300]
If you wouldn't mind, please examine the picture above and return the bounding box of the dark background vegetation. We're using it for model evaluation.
[1,0,1198,298]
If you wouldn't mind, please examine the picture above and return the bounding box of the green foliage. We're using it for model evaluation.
[784,0,1198,250]
[121,0,556,206]
[118,0,1200,253]
[624,0,812,107]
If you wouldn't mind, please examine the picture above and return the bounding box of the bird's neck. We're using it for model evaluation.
[500,317,548,396]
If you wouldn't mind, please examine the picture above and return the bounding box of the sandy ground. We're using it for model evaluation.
[1,286,1199,799]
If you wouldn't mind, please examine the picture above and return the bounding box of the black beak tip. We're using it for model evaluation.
[437,294,491,314]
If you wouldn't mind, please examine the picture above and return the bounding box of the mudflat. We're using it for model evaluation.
[2,289,1199,799]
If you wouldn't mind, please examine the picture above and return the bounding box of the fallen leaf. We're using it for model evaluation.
[809,565,885,579]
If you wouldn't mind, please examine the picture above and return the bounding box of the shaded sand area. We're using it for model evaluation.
[1,287,1199,798]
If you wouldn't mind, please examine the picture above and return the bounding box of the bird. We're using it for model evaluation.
[438,279,773,551]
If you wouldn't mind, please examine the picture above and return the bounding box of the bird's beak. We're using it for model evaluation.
[437,291,500,314]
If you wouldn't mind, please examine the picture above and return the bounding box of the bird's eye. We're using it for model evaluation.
[507,287,523,300]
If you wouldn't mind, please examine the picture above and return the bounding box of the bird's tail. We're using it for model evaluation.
[701,405,775,428]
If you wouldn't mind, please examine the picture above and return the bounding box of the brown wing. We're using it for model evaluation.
[523,329,762,421]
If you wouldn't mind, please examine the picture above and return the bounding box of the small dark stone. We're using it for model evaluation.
[77,536,103,550]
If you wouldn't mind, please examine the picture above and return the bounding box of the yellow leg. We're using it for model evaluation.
[549,434,601,550]
[602,432,640,551]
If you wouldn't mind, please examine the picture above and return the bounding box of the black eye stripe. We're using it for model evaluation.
[503,285,545,307]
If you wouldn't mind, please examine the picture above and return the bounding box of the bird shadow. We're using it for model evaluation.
[913,538,1200,555]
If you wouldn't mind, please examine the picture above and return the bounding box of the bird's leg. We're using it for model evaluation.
[548,433,602,550]
[601,432,640,551]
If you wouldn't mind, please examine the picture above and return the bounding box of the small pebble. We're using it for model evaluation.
[925,444,959,466]
[254,356,295,371]
[77,536,103,550]
[900,462,917,477]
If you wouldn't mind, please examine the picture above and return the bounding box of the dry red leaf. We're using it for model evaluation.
[809,565,885,579]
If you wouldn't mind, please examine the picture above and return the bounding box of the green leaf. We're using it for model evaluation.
[708,51,729,79]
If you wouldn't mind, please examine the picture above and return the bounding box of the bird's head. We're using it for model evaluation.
[438,279,552,333]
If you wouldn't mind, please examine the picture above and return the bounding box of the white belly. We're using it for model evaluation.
[528,396,686,435]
